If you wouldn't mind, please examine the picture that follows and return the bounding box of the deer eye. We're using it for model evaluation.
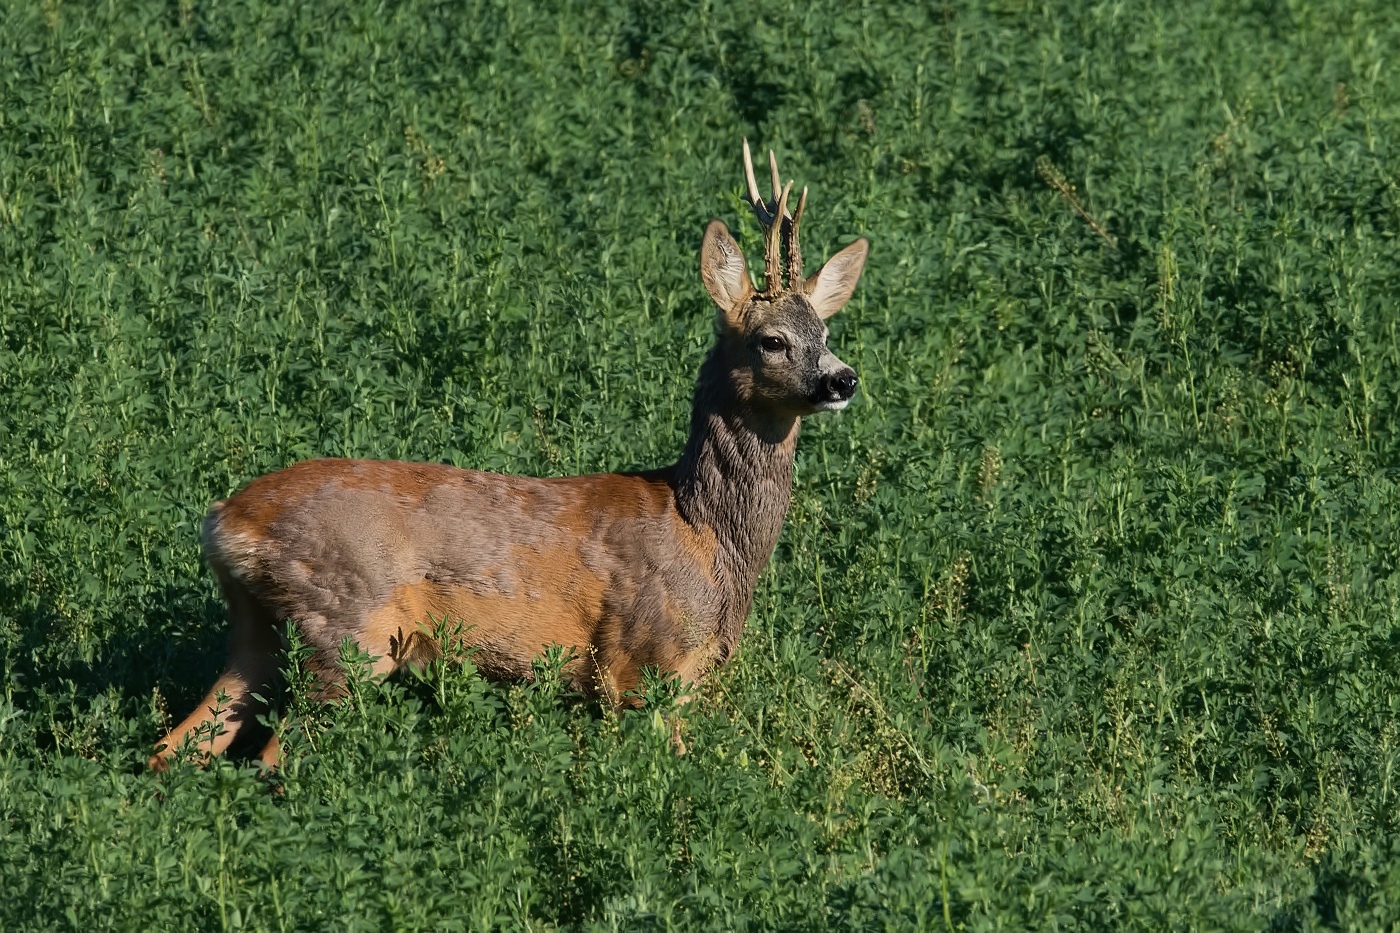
[760,335,787,353]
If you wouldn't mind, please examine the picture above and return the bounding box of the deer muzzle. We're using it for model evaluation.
[813,368,859,410]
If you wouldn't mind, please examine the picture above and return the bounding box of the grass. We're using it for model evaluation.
[2,0,1399,928]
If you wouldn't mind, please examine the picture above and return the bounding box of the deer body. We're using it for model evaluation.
[152,142,868,769]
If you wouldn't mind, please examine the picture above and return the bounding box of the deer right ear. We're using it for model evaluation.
[700,219,752,327]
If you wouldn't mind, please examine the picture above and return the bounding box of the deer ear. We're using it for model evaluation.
[700,219,752,327]
[803,237,869,320]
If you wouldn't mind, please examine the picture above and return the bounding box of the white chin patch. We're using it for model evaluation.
[812,398,851,412]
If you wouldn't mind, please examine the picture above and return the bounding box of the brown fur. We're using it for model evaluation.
[151,147,868,770]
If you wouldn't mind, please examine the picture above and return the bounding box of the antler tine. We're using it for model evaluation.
[787,185,807,285]
[742,138,774,225]
[767,150,782,210]
[744,137,767,221]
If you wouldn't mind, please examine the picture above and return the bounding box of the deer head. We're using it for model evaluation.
[699,140,869,420]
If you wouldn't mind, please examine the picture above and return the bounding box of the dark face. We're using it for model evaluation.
[723,293,858,417]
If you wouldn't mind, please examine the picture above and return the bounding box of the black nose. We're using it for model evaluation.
[824,370,859,401]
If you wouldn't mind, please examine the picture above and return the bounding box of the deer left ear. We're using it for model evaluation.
[803,237,869,320]
[700,219,753,329]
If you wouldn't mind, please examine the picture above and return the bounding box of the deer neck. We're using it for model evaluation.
[673,348,800,599]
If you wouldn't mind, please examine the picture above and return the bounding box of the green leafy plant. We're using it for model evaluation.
[2,0,1400,928]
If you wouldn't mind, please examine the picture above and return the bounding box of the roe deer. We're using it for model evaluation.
[151,140,869,770]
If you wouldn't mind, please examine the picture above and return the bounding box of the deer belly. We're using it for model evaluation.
[361,575,604,680]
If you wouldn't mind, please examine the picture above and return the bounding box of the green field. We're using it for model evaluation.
[3,0,1399,928]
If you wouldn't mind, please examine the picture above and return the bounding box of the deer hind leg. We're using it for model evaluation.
[149,572,284,771]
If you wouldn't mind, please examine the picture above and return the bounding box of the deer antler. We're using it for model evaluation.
[742,139,808,295]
